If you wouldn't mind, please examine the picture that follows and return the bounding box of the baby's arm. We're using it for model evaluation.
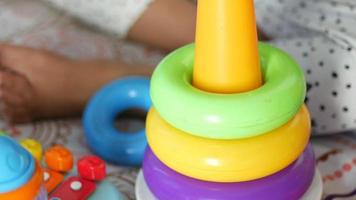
[42,0,196,51]
[128,0,196,51]
[129,0,267,49]
[42,0,154,39]
[123,0,268,50]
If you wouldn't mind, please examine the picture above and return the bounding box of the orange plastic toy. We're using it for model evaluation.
[45,145,74,172]
[43,168,65,193]
[193,0,262,93]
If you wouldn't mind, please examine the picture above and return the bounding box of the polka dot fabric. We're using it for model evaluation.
[255,0,356,135]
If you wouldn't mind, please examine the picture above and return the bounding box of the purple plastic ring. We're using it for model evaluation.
[143,145,315,200]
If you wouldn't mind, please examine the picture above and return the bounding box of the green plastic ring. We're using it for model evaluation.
[150,43,306,139]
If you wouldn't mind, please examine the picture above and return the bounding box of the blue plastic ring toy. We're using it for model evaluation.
[83,77,151,166]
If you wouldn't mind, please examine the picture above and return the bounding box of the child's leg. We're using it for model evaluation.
[271,36,356,135]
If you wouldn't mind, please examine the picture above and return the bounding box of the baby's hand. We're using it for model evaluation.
[0,68,35,123]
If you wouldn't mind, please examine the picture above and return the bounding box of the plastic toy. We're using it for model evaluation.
[0,135,124,200]
[20,138,43,161]
[88,181,124,200]
[136,169,323,200]
[43,168,64,193]
[45,145,74,172]
[43,146,122,200]
[147,106,310,182]
[49,176,96,199]
[193,0,262,93]
[139,146,315,200]
[0,136,47,200]
[151,43,306,139]
[48,178,124,200]
[77,156,106,181]
[136,0,322,199]
[83,77,151,166]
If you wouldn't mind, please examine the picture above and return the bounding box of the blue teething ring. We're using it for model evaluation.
[83,77,151,166]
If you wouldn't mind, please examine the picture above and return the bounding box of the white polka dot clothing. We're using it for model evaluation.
[255,0,356,135]
[42,0,154,39]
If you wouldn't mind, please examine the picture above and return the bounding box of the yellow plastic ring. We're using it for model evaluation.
[147,105,311,182]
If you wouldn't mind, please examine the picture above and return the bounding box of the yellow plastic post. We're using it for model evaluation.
[193,0,262,93]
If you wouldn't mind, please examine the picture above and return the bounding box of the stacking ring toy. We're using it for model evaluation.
[146,105,310,182]
[142,145,315,200]
[83,77,151,166]
[150,43,306,139]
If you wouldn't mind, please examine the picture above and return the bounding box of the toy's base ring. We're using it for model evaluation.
[136,171,155,200]
[135,169,323,200]
[300,170,323,200]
